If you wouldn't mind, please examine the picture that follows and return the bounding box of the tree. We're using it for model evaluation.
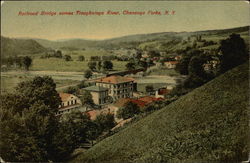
[64,55,72,61]
[64,86,77,94]
[51,111,92,161]
[88,61,97,71]
[219,33,248,73]
[86,121,101,146]
[145,85,154,93]
[97,61,102,71]
[148,50,160,58]
[117,102,140,119]
[139,60,148,69]
[102,60,113,70]
[175,49,202,75]
[0,76,66,162]
[23,56,32,70]
[78,55,85,61]
[84,69,93,79]
[94,114,116,132]
[77,80,87,89]
[126,62,136,70]
[55,50,63,58]
[81,90,94,106]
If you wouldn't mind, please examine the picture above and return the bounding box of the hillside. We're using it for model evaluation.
[1,36,47,57]
[74,62,249,163]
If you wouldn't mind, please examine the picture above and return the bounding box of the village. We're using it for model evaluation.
[55,55,182,130]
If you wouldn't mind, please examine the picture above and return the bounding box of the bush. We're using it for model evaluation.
[117,102,141,119]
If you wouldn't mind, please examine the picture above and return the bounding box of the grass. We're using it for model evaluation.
[74,61,249,163]
[30,58,128,72]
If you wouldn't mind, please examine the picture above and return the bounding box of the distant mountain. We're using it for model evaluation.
[34,38,98,50]
[74,61,249,163]
[1,26,249,56]
[35,26,249,50]
[1,36,47,58]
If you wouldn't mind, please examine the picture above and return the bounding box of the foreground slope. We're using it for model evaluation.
[75,62,249,163]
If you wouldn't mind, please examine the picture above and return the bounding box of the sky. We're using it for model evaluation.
[1,1,249,40]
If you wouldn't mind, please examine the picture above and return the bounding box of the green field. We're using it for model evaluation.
[74,62,249,163]
[30,58,127,72]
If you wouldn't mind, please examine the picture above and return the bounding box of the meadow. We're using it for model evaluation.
[1,72,81,94]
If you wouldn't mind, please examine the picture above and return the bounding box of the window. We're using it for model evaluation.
[67,101,70,106]
[75,99,77,104]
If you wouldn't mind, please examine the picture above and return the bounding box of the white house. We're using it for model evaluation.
[56,93,82,115]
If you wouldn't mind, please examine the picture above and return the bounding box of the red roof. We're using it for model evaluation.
[158,88,170,95]
[95,75,135,84]
[114,96,162,108]
[138,96,163,105]
[130,99,147,108]
[114,98,147,108]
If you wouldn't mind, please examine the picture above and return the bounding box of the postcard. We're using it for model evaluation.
[0,1,249,162]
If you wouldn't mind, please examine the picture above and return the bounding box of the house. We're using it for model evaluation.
[57,93,82,115]
[95,75,135,101]
[83,85,109,105]
[165,61,178,69]
[203,60,219,71]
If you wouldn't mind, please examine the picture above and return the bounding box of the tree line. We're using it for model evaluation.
[2,56,32,70]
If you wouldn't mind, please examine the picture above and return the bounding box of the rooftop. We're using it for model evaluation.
[95,75,135,84]
[59,93,73,102]
[114,98,147,108]
[83,85,109,92]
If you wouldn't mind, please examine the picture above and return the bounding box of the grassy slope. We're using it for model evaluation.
[74,62,249,163]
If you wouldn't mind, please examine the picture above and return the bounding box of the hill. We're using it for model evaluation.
[74,61,249,163]
[33,26,249,50]
[1,36,47,58]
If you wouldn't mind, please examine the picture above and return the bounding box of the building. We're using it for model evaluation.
[203,60,219,71]
[165,61,178,69]
[95,75,135,101]
[57,93,82,115]
[83,85,109,105]
[155,88,171,98]
[137,96,163,105]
